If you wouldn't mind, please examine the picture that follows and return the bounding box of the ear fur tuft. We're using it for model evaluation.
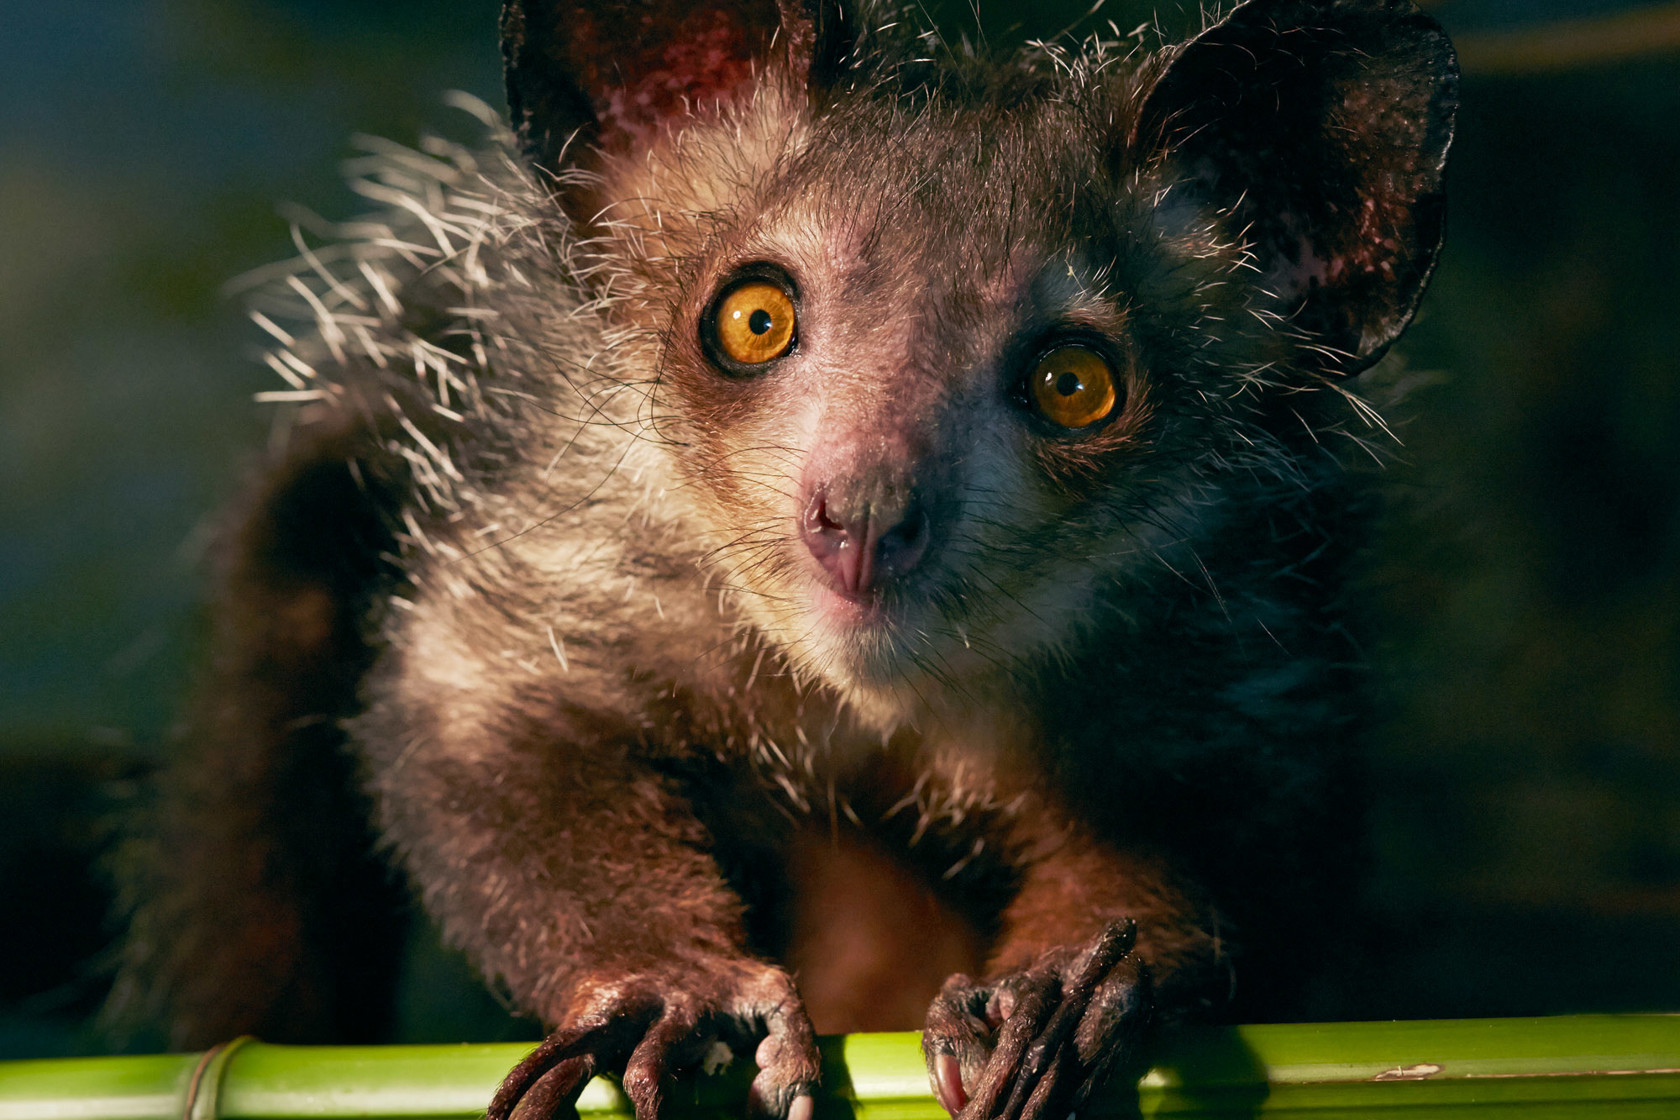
[1133,0,1459,371]
[500,0,851,172]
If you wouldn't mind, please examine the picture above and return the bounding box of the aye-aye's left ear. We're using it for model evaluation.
[500,0,853,174]
[1131,0,1459,372]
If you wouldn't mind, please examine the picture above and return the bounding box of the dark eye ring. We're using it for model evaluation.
[1026,343,1122,430]
[701,273,799,375]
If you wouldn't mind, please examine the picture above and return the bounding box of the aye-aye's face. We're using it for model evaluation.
[598,81,1272,719]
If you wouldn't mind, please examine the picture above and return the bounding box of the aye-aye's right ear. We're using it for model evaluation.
[500,0,853,174]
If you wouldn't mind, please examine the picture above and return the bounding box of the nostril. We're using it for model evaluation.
[873,507,929,580]
[802,489,860,592]
[813,497,844,535]
[801,485,932,598]
[803,490,847,541]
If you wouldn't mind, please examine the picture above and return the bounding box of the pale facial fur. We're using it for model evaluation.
[576,85,1260,729]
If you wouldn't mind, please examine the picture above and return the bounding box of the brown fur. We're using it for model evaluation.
[119,3,1457,1119]
[785,829,985,1034]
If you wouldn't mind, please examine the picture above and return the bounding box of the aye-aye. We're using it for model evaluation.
[119,1,1456,1118]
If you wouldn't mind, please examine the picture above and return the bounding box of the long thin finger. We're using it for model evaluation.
[996,995,1082,1120]
[962,984,1053,1120]
[977,925,1137,1120]
[1009,934,1146,1120]
[1011,1044,1075,1120]
[1065,921,1135,998]
[490,1029,596,1120]
[1075,960,1148,1061]
[507,1055,597,1120]
[622,1011,705,1120]
[1013,942,1118,1085]
[1000,921,1138,1116]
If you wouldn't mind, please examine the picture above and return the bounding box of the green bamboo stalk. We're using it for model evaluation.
[3,1017,1679,1120]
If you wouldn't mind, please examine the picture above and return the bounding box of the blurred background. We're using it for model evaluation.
[1,0,1677,1058]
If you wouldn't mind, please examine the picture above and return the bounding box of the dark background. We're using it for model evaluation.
[2,0,1677,1057]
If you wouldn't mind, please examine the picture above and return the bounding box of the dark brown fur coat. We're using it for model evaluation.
[117,3,1456,1119]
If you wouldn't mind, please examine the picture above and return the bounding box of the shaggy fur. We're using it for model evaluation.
[117,3,1456,1118]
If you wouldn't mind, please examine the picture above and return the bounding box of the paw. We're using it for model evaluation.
[490,963,819,1120]
[922,921,1152,1120]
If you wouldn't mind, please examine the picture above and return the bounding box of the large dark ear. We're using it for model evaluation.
[1133,0,1458,371]
[500,0,852,172]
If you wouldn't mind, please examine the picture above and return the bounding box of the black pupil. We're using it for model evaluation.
[1054,370,1083,397]
[748,308,773,335]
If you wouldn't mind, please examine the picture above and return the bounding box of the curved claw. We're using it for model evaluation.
[490,1019,632,1120]
[922,920,1152,1120]
[622,1007,706,1119]
[490,968,820,1120]
[502,1055,598,1120]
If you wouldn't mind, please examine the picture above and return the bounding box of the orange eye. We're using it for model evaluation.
[1029,345,1119,429]
[712,280,796,366]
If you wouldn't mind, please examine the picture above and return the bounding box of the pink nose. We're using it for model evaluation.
[801,487,930,597]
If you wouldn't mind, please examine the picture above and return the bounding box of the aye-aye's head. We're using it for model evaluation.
[502,0,1456,720]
